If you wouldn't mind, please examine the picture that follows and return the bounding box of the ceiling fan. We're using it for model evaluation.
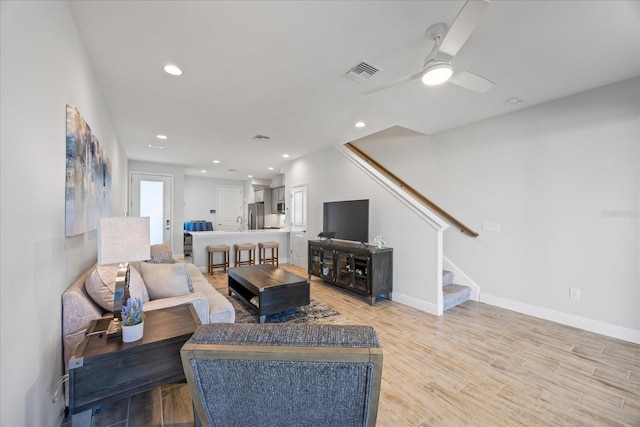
[364,0,494,95]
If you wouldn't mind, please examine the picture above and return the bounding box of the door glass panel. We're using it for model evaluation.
[140,180,164,244]
[353,256,370,292]
[293,191,303,227]
[321,249,335,280]
[337,252,353,287]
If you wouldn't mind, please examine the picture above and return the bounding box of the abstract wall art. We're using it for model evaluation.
[65,104,112,236]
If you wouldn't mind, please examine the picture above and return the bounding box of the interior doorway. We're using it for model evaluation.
[216,185,243,231]
[130,173,172,245]
[290,184,308,268]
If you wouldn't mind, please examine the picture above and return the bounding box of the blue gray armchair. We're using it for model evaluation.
[180,323,383,427]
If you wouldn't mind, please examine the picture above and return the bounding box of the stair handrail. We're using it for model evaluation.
[345,142,479,237]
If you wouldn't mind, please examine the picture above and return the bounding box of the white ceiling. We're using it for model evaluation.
[69,1,640,180]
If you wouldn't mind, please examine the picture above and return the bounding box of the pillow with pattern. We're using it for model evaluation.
[148,241,176,264]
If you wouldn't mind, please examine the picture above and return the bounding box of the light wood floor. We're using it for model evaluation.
[64,264,640,427]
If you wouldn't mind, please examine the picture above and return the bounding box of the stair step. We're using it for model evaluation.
[442,270,454,287]
[443,284,471,311]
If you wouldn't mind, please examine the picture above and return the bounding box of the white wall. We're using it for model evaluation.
[355,78,640,339]
[184,175,245,224]
[284,146,443,313]
[128,160,185,255]
[0,2,128,426]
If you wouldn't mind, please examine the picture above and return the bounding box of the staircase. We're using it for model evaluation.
[336,142,479,314]
[443,270,471,310]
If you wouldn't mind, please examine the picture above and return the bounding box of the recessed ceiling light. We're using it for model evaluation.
[156,134,168,140]
[282,154,290,158]
[212,160,220,164]
[355,121,366,128]
[147,144,164,149]
[507,97,523,105]
[200,170,207,174]
[268,167,274,170]
[163,64,183,76]
[248,175,253,178]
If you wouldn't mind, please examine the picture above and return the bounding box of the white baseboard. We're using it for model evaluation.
[393,292,440,316]
[480,293,640,344]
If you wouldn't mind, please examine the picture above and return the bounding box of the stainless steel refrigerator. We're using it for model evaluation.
[247,202,265,230]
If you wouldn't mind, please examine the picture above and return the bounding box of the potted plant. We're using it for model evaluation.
[121,297,145,342]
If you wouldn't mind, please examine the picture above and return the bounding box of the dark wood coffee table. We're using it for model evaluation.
[68,304,201,426]
[228,265,310,323]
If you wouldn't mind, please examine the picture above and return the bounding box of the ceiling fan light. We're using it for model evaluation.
[421,63,453,86]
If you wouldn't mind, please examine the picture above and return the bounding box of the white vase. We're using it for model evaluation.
[122,321,144,343]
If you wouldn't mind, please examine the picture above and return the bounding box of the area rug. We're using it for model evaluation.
[225,294,343,324]
[205,272,345,324]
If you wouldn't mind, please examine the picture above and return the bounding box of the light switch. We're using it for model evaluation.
[570,288,581,299]
[482,222,500,232]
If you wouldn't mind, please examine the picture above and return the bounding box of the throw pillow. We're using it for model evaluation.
[128,265,150,303]
[85,264,149,312]
[139,262,191,300]
[148,242,176,264]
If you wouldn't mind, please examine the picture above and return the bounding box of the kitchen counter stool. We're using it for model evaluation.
[258,241,279,267]
[234,243,256,267]
[207,244,230,273]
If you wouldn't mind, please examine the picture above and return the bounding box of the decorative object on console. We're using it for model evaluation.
[121,297,145,342]
[98,217,150,336]
[373,235,385,248]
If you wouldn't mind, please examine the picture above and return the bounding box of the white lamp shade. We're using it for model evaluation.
[98,217,151,264]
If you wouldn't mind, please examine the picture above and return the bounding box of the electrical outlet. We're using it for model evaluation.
[482,222,500,232]
[570,288,581,299]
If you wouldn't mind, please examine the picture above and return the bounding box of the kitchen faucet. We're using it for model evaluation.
[236,216,244,231]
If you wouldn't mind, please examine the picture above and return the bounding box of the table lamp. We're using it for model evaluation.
[98,217,150,335]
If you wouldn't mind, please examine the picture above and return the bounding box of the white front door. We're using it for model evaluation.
[216,185,243,231]
[130,173,172,244]
[290,184,308,269]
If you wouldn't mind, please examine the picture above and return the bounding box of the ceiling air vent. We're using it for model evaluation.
[253,134,271,141]
[345,61,381,82]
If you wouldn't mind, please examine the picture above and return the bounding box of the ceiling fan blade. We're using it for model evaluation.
[363,70,424,95]
[448,69,494,93]
[439,0,490,58]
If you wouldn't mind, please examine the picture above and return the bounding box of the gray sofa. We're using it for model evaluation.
[62,262,234,370]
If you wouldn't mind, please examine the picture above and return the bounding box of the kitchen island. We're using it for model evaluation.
[190,229,290,273]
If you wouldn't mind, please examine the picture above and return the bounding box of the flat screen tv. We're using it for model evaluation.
[322,199,369,243]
